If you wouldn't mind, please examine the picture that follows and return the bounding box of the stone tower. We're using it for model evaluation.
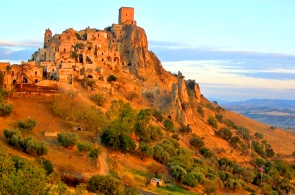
[118,7,136,25]
[44,28,52,48]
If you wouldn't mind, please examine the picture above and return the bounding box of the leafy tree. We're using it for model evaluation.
[171,133,180,140]
[230,136,241,148]
[0,147,49,195]
[3,128,21,140]
[89,148,101,160]
[223,119,237,129]
[89,147,102,167]
[106,100,135,124]
[254,132,264,139]
[153,110,164,122]
[179,124,192,133]
[190,136,204,151]
[101,121,136,153]
[147,163,166,178]
[207,116,218,129]
[199,147,214,158]
[70,51,78,61]
[57,132,78,148]
[87,175,124,195]
[218,127,232,141]
[134,109,163,142]
[215,113,223,122]
[164,118,174,132]
[77,141,93,155]
[224,178,242,191]
[153,144,171,164]
[237,126,250,141]
[183,171,204,187]
[35,157,54,175]
[170,148,194,171]
[0,102,13,116]
[107,74,117,82]
[91,93,107,106]
[265,148,275,158]
[18,118,37,131]
[169,164,187,182]
[138,143,154,161]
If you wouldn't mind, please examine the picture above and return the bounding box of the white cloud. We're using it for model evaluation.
[0,41,41,48]
[162,60,295,90]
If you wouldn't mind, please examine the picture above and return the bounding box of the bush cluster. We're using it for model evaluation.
[57,132,78,148]
[4,129,48,156]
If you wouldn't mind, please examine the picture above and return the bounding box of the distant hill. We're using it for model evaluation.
[217,99,295,129]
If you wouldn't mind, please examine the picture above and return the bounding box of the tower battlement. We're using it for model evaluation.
[118,7,136,25]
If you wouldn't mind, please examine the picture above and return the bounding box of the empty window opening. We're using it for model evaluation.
[23,78,28,84]
[87,75,93,78]
[35,79,38,83]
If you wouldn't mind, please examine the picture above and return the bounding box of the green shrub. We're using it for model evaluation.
[3,129,21,140]
[164,119,174,132]
[206,104,215,111]
[101,125,136,153]
[35,157,54,175]
[254,132,264,139]
[91,93,107,106]
[183,171,204,187]
[57,132,78,148]
[107,74,117,82]
[152,110,164,122]
[207,116,218,129]
[88,175,124,194]
[218,127,232,141]
[171,134,180,140]
[237,126,250,140]
[77,141,93,153]
[223,119,237,129]
[199,147,214,158]
[179,124,192,133]
[0,148,48,194]
[0,102,13,116]
[215,113,223,122]
[18,119,37,131]
[190,136,204,151]
[197,105,204,117]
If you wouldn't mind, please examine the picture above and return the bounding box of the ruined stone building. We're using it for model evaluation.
[2,7,141,89]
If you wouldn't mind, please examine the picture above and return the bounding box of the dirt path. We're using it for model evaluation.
[98,150,109,175]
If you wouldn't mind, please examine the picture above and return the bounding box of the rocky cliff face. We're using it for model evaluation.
[118,24,177,89]
[118,24,202,126]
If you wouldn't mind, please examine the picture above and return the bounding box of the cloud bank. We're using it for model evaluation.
[150,40,295,101]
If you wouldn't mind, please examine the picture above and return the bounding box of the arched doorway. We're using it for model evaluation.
[23,78,28,84]
[87,75,93,78]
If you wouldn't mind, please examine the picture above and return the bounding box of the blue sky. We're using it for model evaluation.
[1,0,295,101]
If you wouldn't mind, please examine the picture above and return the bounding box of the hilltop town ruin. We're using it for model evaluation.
[0,7,201,126]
